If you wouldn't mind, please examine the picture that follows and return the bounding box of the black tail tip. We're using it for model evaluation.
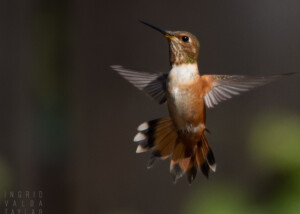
[207,149,215,164]
[171,163,184,184]
[201,162,210,178]
[187,166,197,184]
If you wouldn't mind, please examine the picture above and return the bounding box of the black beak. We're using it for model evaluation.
[139,20,173,38]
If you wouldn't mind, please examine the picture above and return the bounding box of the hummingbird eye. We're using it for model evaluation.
[181,36,190,43]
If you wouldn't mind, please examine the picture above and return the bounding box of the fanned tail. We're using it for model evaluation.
[170,133,216,183]
[134,117,177,167]
[134,117,216,184]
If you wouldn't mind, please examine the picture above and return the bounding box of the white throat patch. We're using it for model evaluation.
[169,64,199,83]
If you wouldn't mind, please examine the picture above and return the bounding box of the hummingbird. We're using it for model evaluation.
[111,20,294,184]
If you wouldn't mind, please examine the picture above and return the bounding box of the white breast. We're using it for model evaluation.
[169,63,199,83]
[168,63,199,112]
[167,63,200,131]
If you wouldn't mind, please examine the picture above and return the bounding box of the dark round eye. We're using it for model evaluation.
[182,36,189,42]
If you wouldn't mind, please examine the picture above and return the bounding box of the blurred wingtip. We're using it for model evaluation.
[110,65,122,70]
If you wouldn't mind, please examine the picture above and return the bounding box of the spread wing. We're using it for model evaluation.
[111,65,168,104]
[202,73,294,108]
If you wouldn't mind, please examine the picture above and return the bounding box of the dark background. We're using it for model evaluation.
[0,0,299,213]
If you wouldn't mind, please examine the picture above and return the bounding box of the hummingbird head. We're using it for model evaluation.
[139,20,200,66]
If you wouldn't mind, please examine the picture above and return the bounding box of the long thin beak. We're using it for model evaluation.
[139,20,173,39]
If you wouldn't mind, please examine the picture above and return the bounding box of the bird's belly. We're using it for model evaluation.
[167,85,205,133]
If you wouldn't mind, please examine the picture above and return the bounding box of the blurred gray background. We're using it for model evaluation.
[0,0,299,214]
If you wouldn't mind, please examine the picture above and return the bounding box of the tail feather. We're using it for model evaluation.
[200,162,210,178]
[196,143,209,178]
[134,117,177,166]
[170,161,184,182]
[134,117,216,183]
[187,156,198,184]
[170,141,194,183]
[206,149,216,172]
[200,134,216,172]
[153,131,177,157]
[195,135,217,178]
[134,117,176,153]
[170,157,191,183]
[172,142,185,161]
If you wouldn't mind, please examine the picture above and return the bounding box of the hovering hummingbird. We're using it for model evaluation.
[111,20,294,184]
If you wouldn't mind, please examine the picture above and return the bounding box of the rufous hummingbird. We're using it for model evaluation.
[111,20,294,184]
